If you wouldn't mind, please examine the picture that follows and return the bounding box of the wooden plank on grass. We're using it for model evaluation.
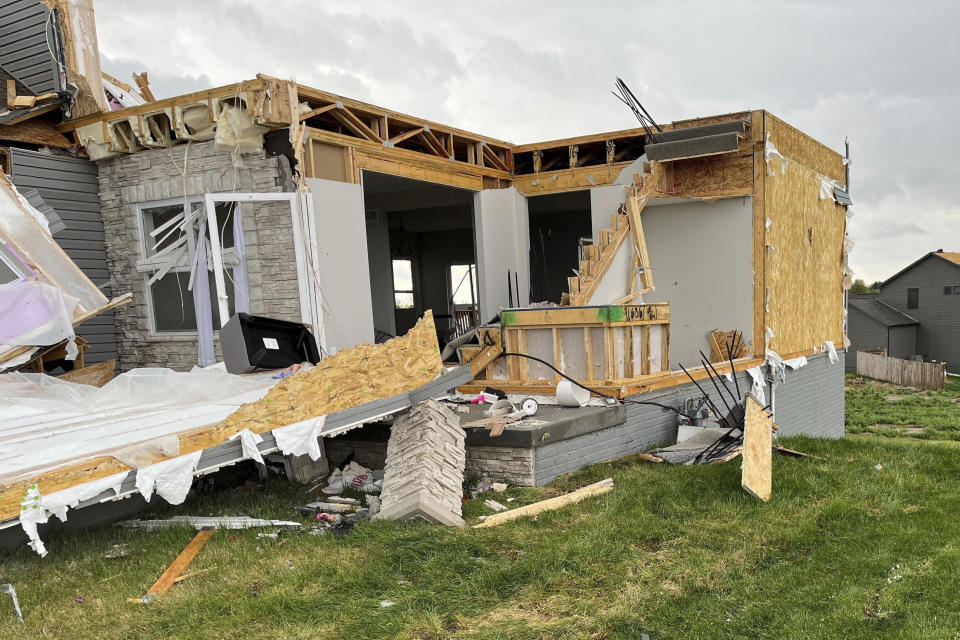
[140,529,214,603]
[741,394,773,501]
[473,478,613,528]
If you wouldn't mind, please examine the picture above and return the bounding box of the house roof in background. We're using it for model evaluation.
[936,252,960,266]
[882,251,960,287]
[849,294,919,327]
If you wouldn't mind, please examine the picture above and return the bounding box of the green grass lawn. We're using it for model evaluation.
[846,373,960,440]
[3,434,960,639]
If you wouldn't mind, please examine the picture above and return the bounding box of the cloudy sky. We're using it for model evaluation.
[95,0,959,284]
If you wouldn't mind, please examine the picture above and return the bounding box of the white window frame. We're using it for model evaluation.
[204,192,326,356]
[0,243,29,284]
[135,196,244,338]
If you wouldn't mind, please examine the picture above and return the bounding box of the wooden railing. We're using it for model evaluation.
[856,351,946,391]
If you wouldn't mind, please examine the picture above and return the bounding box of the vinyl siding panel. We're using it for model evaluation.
[846,305,888,371]
[0,0,59,94]
[774,350,845,438]
[9,148,117,366]
[880,256,960,373]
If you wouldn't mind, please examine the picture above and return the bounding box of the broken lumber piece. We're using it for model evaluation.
[473,478,613,528]
[741,394,774,501]
[140,528,213,603]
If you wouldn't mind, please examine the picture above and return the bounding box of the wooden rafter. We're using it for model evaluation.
[330,104,382,142]
[625,194,654,291]
[299,103,337,121]
[482,144,509,172]
[389,126,425,145]
[417,128,448,158]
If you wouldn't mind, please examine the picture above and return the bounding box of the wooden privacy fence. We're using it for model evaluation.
[856,351,946,391]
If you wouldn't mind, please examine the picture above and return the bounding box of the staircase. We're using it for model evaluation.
[564,161,663,307]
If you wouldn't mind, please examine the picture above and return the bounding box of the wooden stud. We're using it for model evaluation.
[569,144,578,168]
[473,478,613,528]
[605,140,615,164]
[604,327,616,380]
[584,327,594,381]
[532,149,542,173]
[132,72,156,102]
[517,330,529,380]
[641,325,651,375]
[552,327,562,382]
[624,325,633,378]
[6,79,16,109]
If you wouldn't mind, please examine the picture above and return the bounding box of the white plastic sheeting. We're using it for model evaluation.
[135,451,203,504]
[0,366,279,481]
[19,472,126,556]
[273,415,327,461]
[0,280,80,364]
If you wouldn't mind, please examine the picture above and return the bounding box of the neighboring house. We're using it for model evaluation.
[846,294,918,371]
[869,251,960,373]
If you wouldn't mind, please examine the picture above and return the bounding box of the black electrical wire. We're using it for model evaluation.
[499,351,695,417]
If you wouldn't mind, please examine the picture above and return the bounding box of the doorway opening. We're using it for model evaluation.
[362,171,477,347]
[527,190,592,304]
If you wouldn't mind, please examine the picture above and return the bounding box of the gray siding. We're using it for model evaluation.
[0,0,59,94]
[846,305,888,371]
[533,351,844,484]
[773,350,845,438]
[880,256,960,373]
[9,148,117,365]
[888,325,918,360]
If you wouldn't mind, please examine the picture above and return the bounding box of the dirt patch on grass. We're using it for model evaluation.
[873,424,924,433]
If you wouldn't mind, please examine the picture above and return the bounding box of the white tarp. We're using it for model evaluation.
[0,365,279,482]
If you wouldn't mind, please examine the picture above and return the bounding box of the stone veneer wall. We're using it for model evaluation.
[97,141,301,371]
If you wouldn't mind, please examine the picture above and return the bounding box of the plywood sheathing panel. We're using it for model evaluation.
[765,114,846,183]
[763,131,846,356]
[0,313,442,522]
[742,394,773,501]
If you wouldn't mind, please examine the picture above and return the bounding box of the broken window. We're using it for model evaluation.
[393,259,414,309]
[137,198,240,334]
[907,287,919,309]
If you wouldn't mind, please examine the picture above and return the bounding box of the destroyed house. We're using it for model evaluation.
[0,0,854,553]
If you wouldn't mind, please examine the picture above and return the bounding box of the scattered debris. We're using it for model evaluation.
[474,478,614,528]
[322,462,383,495]
[118,516,301,531]
[365,495,381,517]
[742,394,773,501]
[74,596,84,604]
[380,600,395,608]
[104,543,129,559]
[327,496,360,506]
[491,483,508,492]
[484,499,509,513]
[304,501,357,513]
[140,528,214,604]
[1,584,23,624]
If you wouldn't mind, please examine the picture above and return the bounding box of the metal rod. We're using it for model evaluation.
[727,330,742,398]
[679,363,732,429]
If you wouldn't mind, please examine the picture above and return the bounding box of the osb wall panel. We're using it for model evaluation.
[669,152,753,196]
[763,157,846,356]
[766,114,845,183]
[0,313,442,522]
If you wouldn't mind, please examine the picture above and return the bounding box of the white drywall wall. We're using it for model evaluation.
[589,185,627,241]
[307,178,375,352]
[364,211,396,336]
[641,196,754,369]
[474,186,529,320]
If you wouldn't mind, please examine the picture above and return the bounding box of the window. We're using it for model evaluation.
[450,264,477,305]
[954,286,960,295]
[392,259,414,309]
[907,287,919,309]
[138,198,240,334]
[946,286,953,295]
[0,243,28,286]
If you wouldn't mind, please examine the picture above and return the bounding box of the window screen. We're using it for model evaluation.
[907,288,919,309]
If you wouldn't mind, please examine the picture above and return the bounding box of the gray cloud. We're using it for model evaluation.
[93,0,960,282]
